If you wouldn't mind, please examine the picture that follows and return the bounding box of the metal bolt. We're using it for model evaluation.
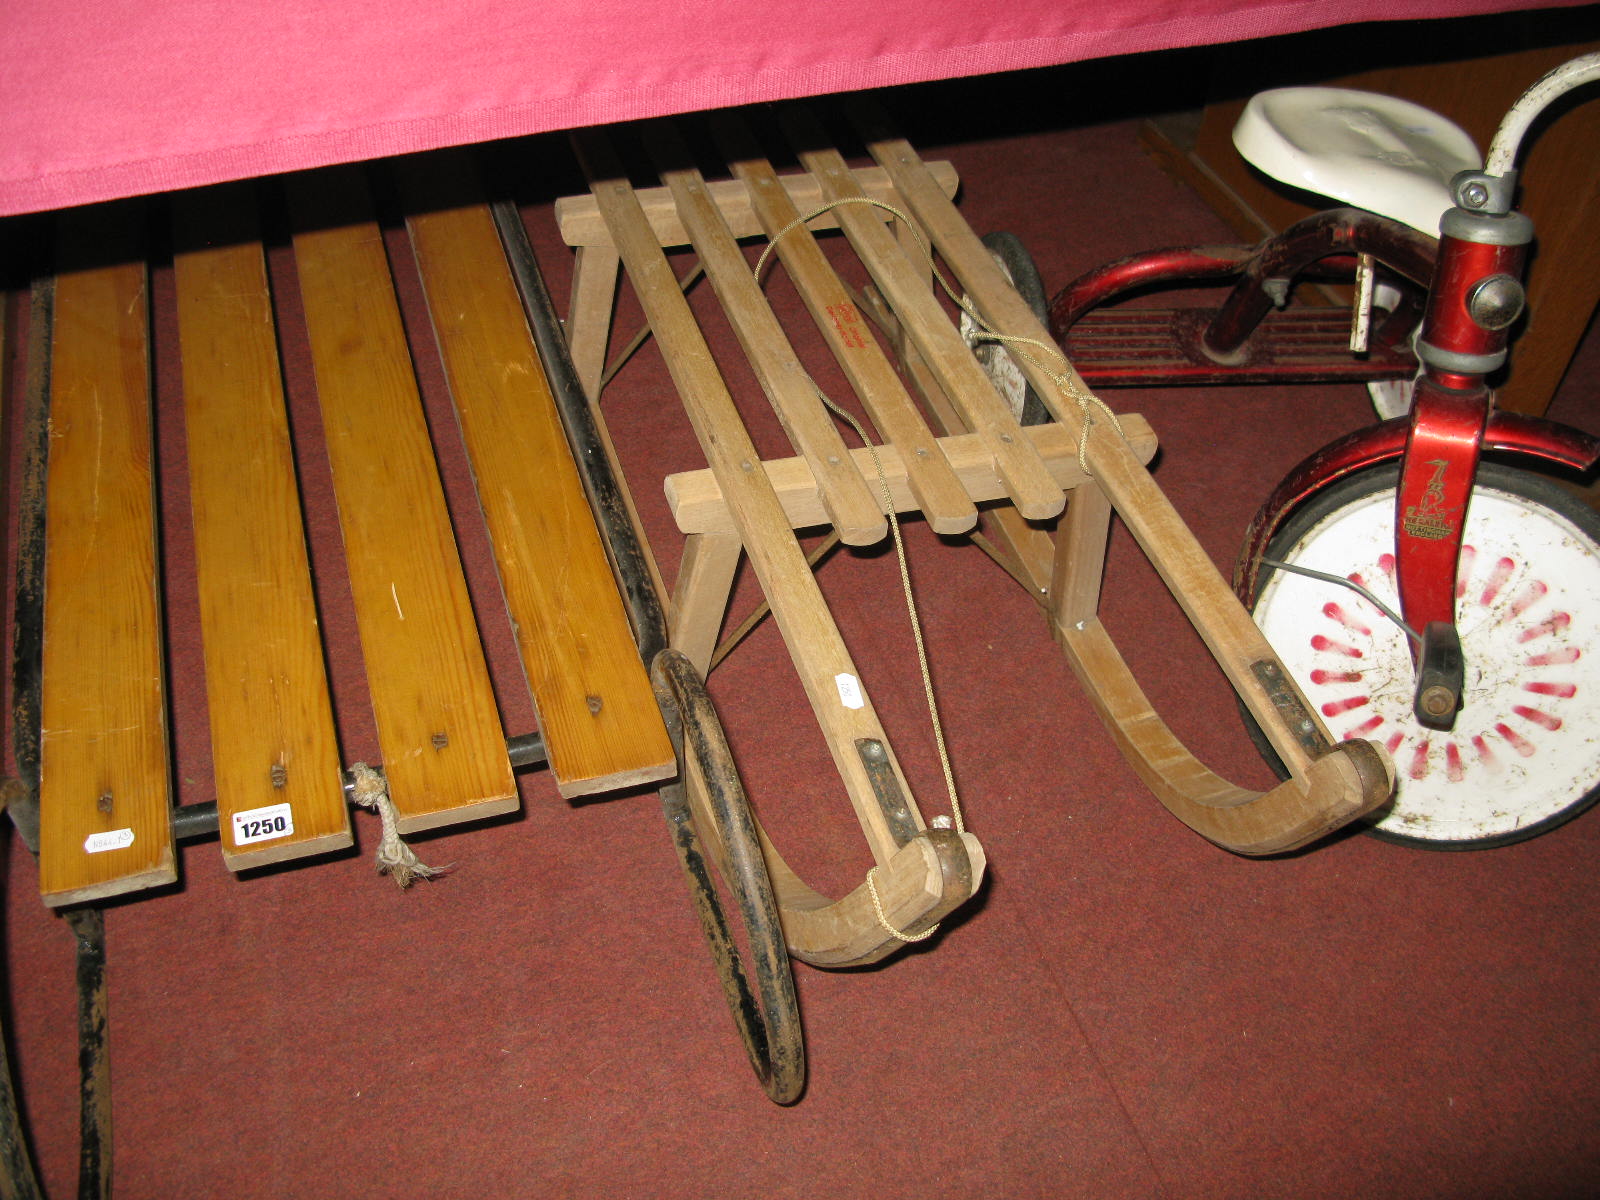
[1467,274,1525,331]
[1419,685,1457,719]
[1461,182,1490,209]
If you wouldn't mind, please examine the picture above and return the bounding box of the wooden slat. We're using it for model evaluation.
[645,122,888,547]
[172,186,354,868]
[710,114,978,537]
[38,204,175,906]
[852,283,1060,594]
[574,129,915,866]
[287,167,516,832]
[778,108,1065,523]
[395,156,675,798]
[553,161,960,249]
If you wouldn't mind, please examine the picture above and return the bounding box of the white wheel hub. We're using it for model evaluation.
[1254,475,1600,843]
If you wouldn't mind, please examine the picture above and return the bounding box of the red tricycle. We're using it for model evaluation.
[1044,53,1600,847]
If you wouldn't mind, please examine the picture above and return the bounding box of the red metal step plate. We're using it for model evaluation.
[1063,306,1418,387]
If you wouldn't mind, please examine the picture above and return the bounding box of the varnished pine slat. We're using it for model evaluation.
[38,204,175,906]
[287,167,516,831]
[396,157,675,798]
[645,122,888,547]
[172,186,354,867]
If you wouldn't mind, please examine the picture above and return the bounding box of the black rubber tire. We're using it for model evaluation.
[974,231,1051,427]
[650,649,806,1102]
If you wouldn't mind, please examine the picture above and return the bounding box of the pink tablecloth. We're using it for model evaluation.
[0,0,1573,215]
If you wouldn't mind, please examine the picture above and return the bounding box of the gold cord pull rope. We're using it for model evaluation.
[866,866,939,943]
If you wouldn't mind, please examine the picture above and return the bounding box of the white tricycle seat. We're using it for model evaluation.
[1233,87,1482,235]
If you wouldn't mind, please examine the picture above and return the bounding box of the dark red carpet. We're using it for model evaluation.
[3,59,1598,1199]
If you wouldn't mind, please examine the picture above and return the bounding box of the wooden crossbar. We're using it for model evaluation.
[663,417,1159,534]
[288,168,517,832]
[396,154,675,798]
[552,162,960,250]
[172,187,354,869]
[38,205,176,907]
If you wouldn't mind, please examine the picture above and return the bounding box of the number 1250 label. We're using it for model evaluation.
[233,803,294,846]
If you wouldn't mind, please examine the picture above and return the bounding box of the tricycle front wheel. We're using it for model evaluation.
[1243,462,1600,848]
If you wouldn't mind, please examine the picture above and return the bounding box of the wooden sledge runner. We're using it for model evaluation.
[556,102,1394,971]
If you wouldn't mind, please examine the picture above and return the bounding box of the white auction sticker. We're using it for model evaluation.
[83,828,135,854]
[834,672,865,710]
[232,803,294,846]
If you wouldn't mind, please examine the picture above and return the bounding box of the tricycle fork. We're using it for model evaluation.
[1392,178,1535,728]
[1393,377,1488,727]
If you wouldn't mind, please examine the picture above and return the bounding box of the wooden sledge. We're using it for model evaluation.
[555,102,1394,970]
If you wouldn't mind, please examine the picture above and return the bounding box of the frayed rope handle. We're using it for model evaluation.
[348,763,451,889]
